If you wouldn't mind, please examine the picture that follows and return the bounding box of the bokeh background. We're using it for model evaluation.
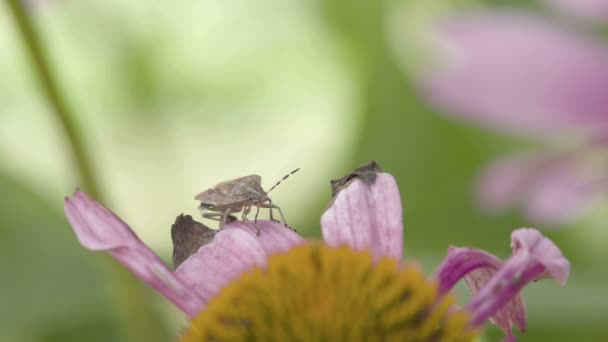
[1,0,607,341]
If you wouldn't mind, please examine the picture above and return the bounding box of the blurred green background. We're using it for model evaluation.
[1,0,607,341]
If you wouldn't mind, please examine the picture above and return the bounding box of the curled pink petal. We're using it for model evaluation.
[320,173,403,261]
[174,221,304,308]
[435,247,502,295]
[420,12,608,138]
[543,0,608,21]
[468,229,569,327]
[511,228,570,285]
[435,247,526,335]
[64,189,203,317]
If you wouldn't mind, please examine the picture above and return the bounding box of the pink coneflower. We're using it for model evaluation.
[417,10,608,226]
[64,162,569,340]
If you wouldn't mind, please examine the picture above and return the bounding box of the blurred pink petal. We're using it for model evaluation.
[320,172,403,261]
[468,228,570,326]
[420,12,608,138]
[64,189,204,317]
[477,152,603,226]
[543,0,608,21]
[477,153,556,213]
[523,164,602,225]
[435,247,526,336]
[175,221,305,306]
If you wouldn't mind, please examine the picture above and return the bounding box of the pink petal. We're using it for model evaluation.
[228,221,306,255]
[465,267,526,336]
[320,173,403,261]
[435,247,526,335]
[64,189,203,317]
[543,0,608,21]
[511,228,570,285]
[174,220,305,307]
[477,152,603,226]
[419,12,608,138]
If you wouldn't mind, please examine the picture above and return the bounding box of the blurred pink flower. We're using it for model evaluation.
[418,11,608,226]
[542,0,608,21]
[64,164,569,339]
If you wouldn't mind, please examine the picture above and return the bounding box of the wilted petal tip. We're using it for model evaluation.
[511,228,570,285]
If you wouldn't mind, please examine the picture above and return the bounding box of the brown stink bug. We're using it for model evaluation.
[194,169,299,234]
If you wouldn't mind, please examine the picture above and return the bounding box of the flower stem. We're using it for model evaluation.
[6,1,168,340]
[7,0,100,199]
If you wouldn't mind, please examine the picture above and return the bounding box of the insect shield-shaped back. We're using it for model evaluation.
[195,175,268,210]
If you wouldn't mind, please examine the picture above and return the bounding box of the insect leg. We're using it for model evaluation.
[201,208,223,222]
[254,205,261,224]
[202,208,234,230]
[241,206,260,236]
[268,200,275,221]
[201,213,222,221]
[241,205,251,221]
[253,198,279,224]
[219,208,236,230]
[256,202,287,226]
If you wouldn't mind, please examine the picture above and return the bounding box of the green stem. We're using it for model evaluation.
[6,1,168,341]
[7,0,100,199]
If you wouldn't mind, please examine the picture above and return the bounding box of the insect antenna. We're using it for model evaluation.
[266,168,300,194]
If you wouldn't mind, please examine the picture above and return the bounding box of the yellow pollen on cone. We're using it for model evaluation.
[181,243,477,342]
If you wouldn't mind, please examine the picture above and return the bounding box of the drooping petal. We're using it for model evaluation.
[543,0,608,21]
[64,189,203,317]
[435,247,526,335]
[467,228,569,328]
[174,221,305,308]
[465,268,526,336]
[477,152,603,226]
[320,172,403,261]
[419,12,608,138]
[436,247,502,295]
